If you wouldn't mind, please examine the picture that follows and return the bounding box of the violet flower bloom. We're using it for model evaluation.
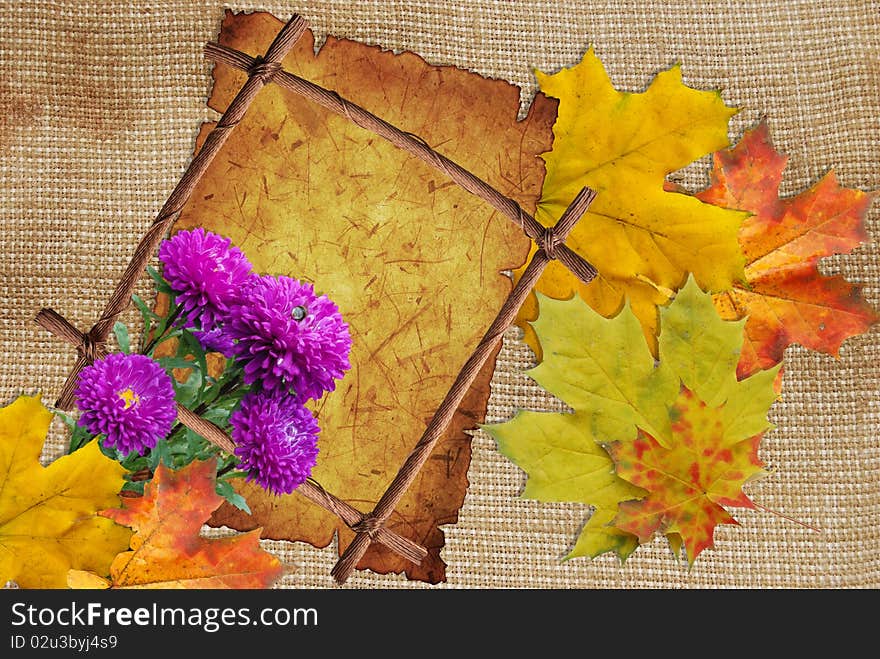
[227,274,352,401]
[74,353,177,456]
[158,228,253,355]
[192,328,236,357]
[229,392,320,495]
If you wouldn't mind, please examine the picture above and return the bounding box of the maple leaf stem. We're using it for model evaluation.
[751,501,821,533]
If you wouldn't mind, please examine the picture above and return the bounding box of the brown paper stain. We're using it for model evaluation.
[175,10,555,582]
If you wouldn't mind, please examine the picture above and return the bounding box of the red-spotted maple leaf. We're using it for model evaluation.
[69,459,283,588]
[698,122,878,378]
[608,386,765,564]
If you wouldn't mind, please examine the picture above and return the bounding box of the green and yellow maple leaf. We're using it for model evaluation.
[485,278,779,562]
[486,411,646,561]
[514,48,748,358]
[0,395,131,588]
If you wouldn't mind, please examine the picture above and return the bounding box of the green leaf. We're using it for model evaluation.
[131,293,157,353]
[53,408,76,431]
[177,330,210,397]
[146,265,173,294]
[121,480,146,496]
[484,410,643,561]
[216,478,251,514]
[148,439,172,470]
[113,321,131,354]
[201,406,234,427]
[657,277,745,407]
[173,369,203,409]
[659,277,779,444]
[721,365,780,445]
[131,293,160,321]
[99,439,119,462]
[158,357,201,371]
[54,409,95,454]
[120,450,149,473]
[530,293,678,448]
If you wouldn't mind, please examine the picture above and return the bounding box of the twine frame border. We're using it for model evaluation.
[36,13,598,585]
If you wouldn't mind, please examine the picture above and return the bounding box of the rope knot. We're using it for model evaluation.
[352,514,382,537]
[539,227,562,260]
[248,57,281,83]
[78,333,102,362]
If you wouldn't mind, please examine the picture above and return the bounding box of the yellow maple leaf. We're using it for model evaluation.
[515,48,748,357]
[0,395,131,588]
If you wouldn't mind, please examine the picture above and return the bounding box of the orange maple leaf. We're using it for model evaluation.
[608,386,765,564]
[698,121,878,378]
[70,459,283,589]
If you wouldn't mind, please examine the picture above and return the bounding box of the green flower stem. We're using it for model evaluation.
[142,303,184,355]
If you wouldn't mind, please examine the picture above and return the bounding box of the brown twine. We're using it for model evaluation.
[298,482,427,563]
[203,42,599,284]
[35,308,110,364]
[43,15,307,412]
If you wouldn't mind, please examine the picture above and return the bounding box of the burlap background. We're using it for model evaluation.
[1,0,877,588]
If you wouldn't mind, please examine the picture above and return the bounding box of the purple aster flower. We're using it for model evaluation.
[230,392,319,495]
[192,328,235,359]
[74,353,177,456]
[158,227,253,334]
[227,274,352,401]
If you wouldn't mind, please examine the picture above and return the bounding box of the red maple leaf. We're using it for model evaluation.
[697,121,877,379]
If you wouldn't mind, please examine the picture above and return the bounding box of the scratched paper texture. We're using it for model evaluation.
[1,1,877,587]
[173,10,551,582]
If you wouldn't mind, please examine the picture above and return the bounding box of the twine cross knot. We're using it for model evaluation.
[539,226,563,260]
[247,56,282,83]
[78,332,102,362]
[352,514,382,537]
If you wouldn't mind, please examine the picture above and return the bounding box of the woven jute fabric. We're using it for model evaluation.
[1,0,877,588]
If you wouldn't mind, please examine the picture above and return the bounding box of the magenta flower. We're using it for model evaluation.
[192,328,235,357]
[226,274,352,401]
[229,392,319,494]
[158,228,253,352]
[74,353,177,455]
